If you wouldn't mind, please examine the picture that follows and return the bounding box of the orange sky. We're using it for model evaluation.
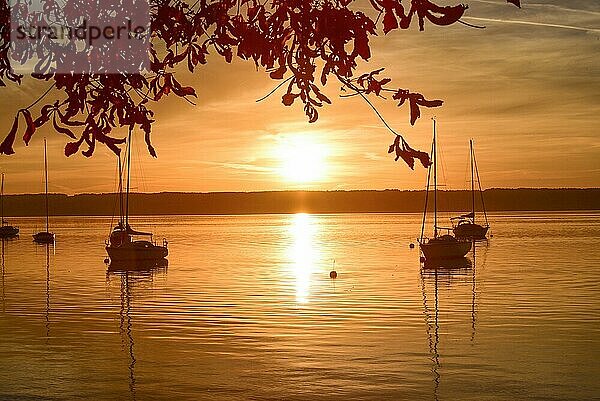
[0,0,598,194]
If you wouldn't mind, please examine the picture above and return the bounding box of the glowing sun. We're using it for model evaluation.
[277,136,329,183]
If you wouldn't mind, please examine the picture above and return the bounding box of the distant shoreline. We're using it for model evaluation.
[1,188,598,216]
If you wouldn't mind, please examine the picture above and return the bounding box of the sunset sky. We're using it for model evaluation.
[0,0,598,194]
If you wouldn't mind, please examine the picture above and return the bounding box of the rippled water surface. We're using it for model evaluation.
[0,213,599,400]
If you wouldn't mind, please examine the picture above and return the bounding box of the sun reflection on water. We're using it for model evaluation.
[287,213,321,304]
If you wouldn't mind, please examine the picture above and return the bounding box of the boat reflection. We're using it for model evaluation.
[44,244,51,340]
[106,259,168,400]
[420,242,487,400]
[421,256,472,270]
[287,213,320,304]
[1,239,5,313]
[107,258,168,274]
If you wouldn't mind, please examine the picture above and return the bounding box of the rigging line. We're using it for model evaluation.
[435,123,450,222]
[433,119,437,238]
[420,139,434,241]
[109,154,120,237]
[472,148,489,226]
[470,139,475,219]
[43,139,49,233]
[132,134,155,233]
[126,126,133,228]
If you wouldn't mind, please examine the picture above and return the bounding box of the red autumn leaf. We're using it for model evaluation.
[404,142,432,168]
[421,3,468,27]
[395,146,415,169]
[145,130,157,158]
[0,116,19,155]
[269,64,287,80]
[82,136,96,157]
[282,93,299,106]
[64,138,84,157]
[21,109,36,145]
[52,115,76,139]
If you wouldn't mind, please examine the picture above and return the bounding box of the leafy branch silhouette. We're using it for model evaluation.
[0,0,521,168]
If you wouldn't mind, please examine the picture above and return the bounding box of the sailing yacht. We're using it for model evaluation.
[418,119,471,262]
[0,173,19,238]
[33,139,55,244]
[451,139,489,240]
[105,130,168,262]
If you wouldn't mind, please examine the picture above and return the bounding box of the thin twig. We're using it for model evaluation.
[25,83,56,110]
[336,75,402,138]
[458,19,486,29]
[256,76,293,103]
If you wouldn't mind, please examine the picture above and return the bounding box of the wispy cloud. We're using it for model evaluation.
[470,0,600,17]
[462,16,600,33]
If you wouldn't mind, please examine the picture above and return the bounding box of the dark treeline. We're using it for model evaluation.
[2,188,599,216]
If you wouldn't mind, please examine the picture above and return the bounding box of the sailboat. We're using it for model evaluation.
[105,130,168,262]
[418,119,471,263]
[451,139,489,240]
[33,139,55,244]
[0,173,19,238]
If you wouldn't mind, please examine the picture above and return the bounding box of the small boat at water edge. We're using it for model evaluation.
[420,235,472,261]
[451,139,489,241]
[418,118,471,262]
[105,129,168,263]
[0,173,19,239]
[33,139,55,244]
[106,223,168,262]
[0,224,19,238]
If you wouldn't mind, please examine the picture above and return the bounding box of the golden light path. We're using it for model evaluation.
[287,213,321,304]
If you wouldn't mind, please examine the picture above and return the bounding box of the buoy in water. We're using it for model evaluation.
[330,270,337,279]
[409,243,415,249]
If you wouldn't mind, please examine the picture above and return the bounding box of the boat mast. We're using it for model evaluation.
[433,118,438,239]
[118,154,124,226]
[420,140,434,242]
[0,173,4,227]
[125,127,132,228]
[470,139,475,224]
[44,138,49,233]
[473,149,489,227]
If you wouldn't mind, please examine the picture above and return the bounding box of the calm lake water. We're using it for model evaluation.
[0,213,598,400]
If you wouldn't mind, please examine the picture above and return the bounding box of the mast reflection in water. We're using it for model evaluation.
[420,242,488,400]
[286,213,321,304]
[106,260,168,400]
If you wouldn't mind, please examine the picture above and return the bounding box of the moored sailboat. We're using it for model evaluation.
[105,129,168,263]
[418,119,471,263]
[451,139,489,240]
[0,173,19,238]
[33,139,55,244]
